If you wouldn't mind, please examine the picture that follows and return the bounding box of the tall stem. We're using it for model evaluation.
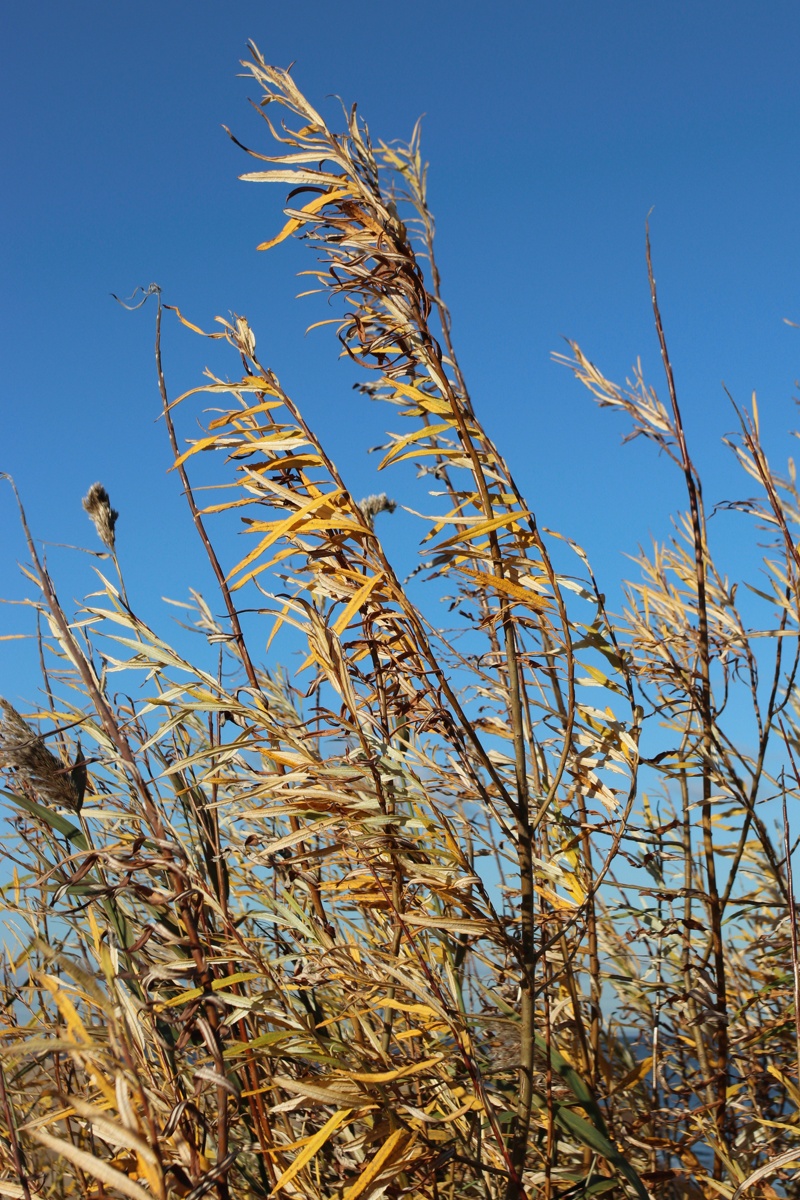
[647,232,728,1161]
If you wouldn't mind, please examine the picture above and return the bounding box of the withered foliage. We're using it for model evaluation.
[1,42,799,1200]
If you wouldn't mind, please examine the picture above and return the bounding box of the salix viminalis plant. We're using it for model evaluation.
[0,46,653,1200]
[559,242,800,1192]
[162,44,643,1198]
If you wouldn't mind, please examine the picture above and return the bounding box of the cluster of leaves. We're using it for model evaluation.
[1,42,800,1200]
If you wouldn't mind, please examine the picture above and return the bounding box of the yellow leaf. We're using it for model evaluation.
[166,302,223,338]
[40,974,91,1044]
[155,986,203,1011]
[332,574,383,637]
[752,1116,800,1134]
[391,380,451,415]
[273,1076,363,1106]
[342,1129,411,1200]
[434,510,530,550]
[459,566,549,609]
[173,432,236,468]
[271,1108,352,1194]
[367,998,447,1026]
[87,906,104,958]
[343,1055,444,1084]
[207,398,281,429]
[378,423,452,470]
[154,970,263,1010]
[768,1063,800,1109]
[258,187,353,251]
[534,885,577,911]
[609,1055,653,1095]
[403,914,491,935]
[388,445,464,466]
[228,488,345,581]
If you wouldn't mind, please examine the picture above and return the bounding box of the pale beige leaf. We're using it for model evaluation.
[273,1075,364,1106]
[731,1147,800,1198]
[28,1128,155,1200]
[70,1098,158,1166]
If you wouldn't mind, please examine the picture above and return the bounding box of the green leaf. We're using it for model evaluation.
[1,786,86,849]
[532,1096,649,1200]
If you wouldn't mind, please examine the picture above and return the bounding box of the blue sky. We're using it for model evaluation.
[2,2,800,701]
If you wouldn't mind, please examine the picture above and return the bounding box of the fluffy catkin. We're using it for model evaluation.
[0,698,81,811]
[82,482,118,551]
[357,492,396,530]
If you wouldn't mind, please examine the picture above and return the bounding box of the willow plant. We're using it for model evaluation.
[0,42,799,1200]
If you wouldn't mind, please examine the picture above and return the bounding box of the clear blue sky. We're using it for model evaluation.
[2,2,800,699]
